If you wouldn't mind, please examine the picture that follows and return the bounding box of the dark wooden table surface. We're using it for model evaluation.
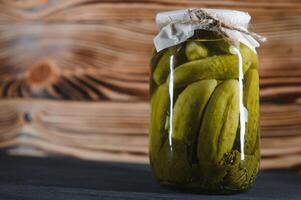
[0,155,300,200]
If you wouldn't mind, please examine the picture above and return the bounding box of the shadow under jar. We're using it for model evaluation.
[149,29,261,193]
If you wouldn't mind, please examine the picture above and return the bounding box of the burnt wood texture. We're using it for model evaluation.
[0,0,300,170]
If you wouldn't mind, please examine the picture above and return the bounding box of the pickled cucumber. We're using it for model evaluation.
[240,44,259,69]
[153,45,184,85]
[172,79,217,163]
[151,139,191,183]
[204,41,258,69]
[171,55,251,88]
[173,79,218,143]
[197,80,240,165]
[243,69,260,154]
[185,41,209,61]
[223,150,260,190]
[150,84,169,159]
[205,39,232,55]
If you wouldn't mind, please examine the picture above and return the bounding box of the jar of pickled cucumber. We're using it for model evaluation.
[149,8,265,194]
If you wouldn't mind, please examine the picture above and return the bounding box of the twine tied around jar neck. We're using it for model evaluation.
[154,8,266,52]
[187,9,266,43]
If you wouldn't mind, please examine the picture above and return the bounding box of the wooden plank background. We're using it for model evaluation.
[0,0,300,170]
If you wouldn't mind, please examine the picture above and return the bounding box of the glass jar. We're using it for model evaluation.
[149,30,260,193]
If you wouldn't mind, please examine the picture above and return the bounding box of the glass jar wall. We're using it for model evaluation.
[149,31,260,193]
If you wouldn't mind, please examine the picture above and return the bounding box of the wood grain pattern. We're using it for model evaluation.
[0,0,300,170]
[0,99,300,170]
